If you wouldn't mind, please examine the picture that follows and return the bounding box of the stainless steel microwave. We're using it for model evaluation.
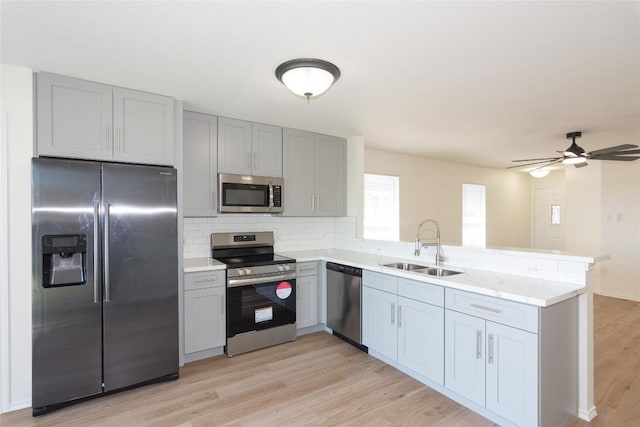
[218,173,283,213]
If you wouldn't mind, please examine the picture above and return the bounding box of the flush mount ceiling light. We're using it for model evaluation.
[275,58,341,101]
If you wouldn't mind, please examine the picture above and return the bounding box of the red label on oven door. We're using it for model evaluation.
[276,281,292,299]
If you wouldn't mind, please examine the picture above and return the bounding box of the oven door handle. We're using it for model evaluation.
[228,273,296,287]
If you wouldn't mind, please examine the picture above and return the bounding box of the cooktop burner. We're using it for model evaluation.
[214,253,295,268]
[210,231,295,270]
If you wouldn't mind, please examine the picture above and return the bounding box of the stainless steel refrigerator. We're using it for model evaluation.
[31,158,179,415]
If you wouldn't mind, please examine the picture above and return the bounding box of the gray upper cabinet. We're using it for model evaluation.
[36,72,174,166]
[36,73,113,161]
[218,117,282,177]
[113,88,174,166]
[283,128,346,217]
[183,111,218,217]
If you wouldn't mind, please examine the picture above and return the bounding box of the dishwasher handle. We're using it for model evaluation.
[326,262,362,277]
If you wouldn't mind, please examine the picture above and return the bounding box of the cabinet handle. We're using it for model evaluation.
[311,194,315,211]
[488,333,494,364]
[476,330,482,359]
[194,278,215,284]
[246,152,251,169]
[397,305,402,328]
[253,152,257,170]
[391,303,395,326]
[470,303,502,314]
[221,294,225,315]
[316,195,320,211]
[106,127,112,150]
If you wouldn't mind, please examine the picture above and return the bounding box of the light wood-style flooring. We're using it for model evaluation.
[1,294,638,426]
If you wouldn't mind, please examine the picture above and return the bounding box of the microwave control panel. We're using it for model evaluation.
[272,186,282,208]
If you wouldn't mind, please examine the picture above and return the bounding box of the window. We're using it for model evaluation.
[462,183,486,247]
[364,174,399,241]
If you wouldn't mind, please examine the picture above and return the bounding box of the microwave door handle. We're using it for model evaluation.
[269,185,274,210]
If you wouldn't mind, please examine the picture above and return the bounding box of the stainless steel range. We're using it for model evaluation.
[211,231,296,356]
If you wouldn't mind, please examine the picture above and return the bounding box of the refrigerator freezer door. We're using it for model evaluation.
[32,158,103,409]
[102,163,178,391]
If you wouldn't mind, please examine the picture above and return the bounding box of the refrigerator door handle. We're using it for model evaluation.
[104,202,111,302]
[93,202,100,304]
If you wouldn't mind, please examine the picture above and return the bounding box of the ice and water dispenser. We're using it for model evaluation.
[42,234,87,287]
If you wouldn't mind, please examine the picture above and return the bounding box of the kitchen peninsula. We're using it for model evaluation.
[184,241,604,427]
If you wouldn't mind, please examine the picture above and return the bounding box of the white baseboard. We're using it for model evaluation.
[594,290,640,302]
[578,405,598,421]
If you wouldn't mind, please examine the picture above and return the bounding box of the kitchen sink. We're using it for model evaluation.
[421,267,463,277]
[381,262,429,271]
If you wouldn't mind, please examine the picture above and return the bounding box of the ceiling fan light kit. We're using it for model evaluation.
[275,58,341,101]
[509,130,640,172]
[529,168,551,178]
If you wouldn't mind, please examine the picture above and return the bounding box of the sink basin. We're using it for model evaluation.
[381,262,429,271]
[421,267,463,277]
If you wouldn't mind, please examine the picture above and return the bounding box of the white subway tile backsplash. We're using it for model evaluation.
[183,215,593,286]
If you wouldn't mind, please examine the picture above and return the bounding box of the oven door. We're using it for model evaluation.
[227,276,296,338]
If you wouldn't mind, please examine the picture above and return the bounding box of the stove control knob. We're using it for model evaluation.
[237,269,245,276]
[277,265,285,272]
[284,264,291,271]
[245,268,252,275]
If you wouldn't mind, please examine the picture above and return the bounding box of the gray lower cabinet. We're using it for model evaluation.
[36,72,174,166]
[362,271,445,385]
[282,128,346,216]
[183,111,218,216]
[445,288,577,427]
[184,271,225,358]
[217,117,282,177]
[296,262,318,329]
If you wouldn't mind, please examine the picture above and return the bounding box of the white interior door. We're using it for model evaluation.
[533,187,565,250]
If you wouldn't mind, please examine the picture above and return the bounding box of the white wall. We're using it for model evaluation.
[600,162,640,300]
[365,148,531,247]
[0,64,33,412]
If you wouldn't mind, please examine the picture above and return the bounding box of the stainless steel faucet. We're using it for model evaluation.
[414,219,443,266]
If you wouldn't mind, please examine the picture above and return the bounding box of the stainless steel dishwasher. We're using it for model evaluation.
[326,262,367,352]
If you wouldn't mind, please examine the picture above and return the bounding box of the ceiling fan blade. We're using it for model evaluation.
[588,144,639,156]
[506,159,561,169]
[574,161,588,168]
[590,155,640,161]
[511,157,561,162]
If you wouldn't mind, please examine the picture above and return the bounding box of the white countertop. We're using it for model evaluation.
[184,248,586,307]
[183,257,226,272]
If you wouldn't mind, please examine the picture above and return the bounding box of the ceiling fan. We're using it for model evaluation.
[508,131,640,171]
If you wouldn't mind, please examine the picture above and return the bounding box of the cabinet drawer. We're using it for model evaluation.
[296,261,318,277]
[398,278,444,307]
[445,288,539,333]
[185,271,225,290]
[363,270,398,294]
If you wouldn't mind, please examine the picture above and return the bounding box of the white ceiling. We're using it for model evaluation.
[2,1,639,169]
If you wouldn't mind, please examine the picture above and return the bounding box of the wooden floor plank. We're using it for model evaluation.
[2,294,638,426]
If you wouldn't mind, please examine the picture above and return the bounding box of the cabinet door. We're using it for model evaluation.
[486,321,538,427]
[314,134,346,216]
[36,73,113,161]
[282,128,316,216]
[445,310,486,406]
[363,287,397,361]
[252,123,282,177]
[183,112,218,216]
[218,117,252,175]
[113,88,174,166]
[184,287,225,354]
[398,296,444,385]
[296,275,318,329]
